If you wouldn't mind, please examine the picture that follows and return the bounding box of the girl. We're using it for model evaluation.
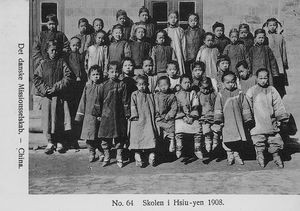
[108,24,131,63]
[75,65,104,162]
[236,60,256,93]
[151,30,176,76]
[166,61,181,92]
[129,24,152,70]
[85,30,108,78]
[74,18,91,54]
[175,74,202,159]
[32,14,69,70]
[238,23,254,53]
[120,57,137,98]
[248,29,279,90]
[165,11,186,75]
[223,28,248,74]
[33,40,72,154]
[155,76,177,153]
[191,61,206,93]
[196,32,220,89]
[90,18,105,45]
[129,75,158,167]
[141,57,157,93]
[197,77,219,153]
[214,71,253,165]
[263,18,289,97]
[109,10,133,41]
[246,68,289,168]
[212,22,231,54]
[130,7,156,43]
[184,13,205,75]
[93,61,130,168]
[215,55,231,92]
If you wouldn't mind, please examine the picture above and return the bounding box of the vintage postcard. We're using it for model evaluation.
[0,0,299,210]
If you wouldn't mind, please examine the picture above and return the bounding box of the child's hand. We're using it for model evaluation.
[76,77,81,82]
[97,117,101,121]
[46,88,55,95]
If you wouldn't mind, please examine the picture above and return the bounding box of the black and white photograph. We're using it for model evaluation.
[1,0,300,209]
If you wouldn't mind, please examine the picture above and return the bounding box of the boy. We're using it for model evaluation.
[246,68,289,168]
[166,61,181,92]
[191,61,206,92]
[212,22,230,54]
[141,57,158,93]
[236,60,256,93]
[215,55,231,92]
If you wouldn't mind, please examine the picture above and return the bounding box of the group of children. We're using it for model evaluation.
[32,7,291,169]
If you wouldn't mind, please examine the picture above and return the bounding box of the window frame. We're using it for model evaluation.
[39,1,59,31]
[178,1,196,26]
[151,1,169,25]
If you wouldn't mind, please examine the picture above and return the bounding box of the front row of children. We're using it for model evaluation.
[33,40,289,169]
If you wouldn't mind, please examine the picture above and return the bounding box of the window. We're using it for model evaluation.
[40,2,58,31]
[179,1,195,29]
[152,1,168,30]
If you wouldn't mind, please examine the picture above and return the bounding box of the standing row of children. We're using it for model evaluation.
[32,6,291,169]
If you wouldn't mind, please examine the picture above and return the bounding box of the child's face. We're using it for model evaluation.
[136,28,145,40]
[255,33,265,45]
[188,15,198,28]
[93,20,103,32]
[47,20,57,32]
[79,22,87,34]
[237,65,250,80]
[214,27,224,38]
[122,60,134,75]
[218,61,229,72]
[192,65,204,79]
[70,38,80,52]
[136,78,148,92]
[142,60,153,75]
[108,65,119,80]
[268,21,277,33]
[95,32,105,45]
[112,28,123,41]
[181,77,191,91]
[204,35,214,47]
[257,71,269,88]
[168,13,178,26]
[156,32,165,45]
[223,74,236,91]
[47,45,57,60]
[117,15,126,25]
[139,12,149,23]
[166,64,178,78]
[90,70,100,83]
[200,81,211,94]
[230,32,238,44]
[239,28,248,38]
[158,79,170,93]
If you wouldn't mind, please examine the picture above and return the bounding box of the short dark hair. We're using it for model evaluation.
[45,39,58,51]
[203,32,215,40]
[108,61,121,72]
[254,28,266,38]
[236,60,248,70]
[212,22,225,31]
[229,28,239,37]
[121,57,135,68]
[192,61,205,71]
[200,77,214,92]
[256,68,269,77]
[93,18,104,27]
[135,74,149,85]
[70,36,81,45]
[167,60,179,70]
[46,14,58,24]
[221,71,236,82]
[217,55,231,66]
[157,76,171,87]
[239,23,250,32]
[88,65,102,78]
[78,18,89,27]
[142,57,153,65]
[139,6,150,15]
[188,13,199,22]
[112,24,124,32]
[180,74,191,84]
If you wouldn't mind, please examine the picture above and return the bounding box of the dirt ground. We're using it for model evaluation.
[29,10,300,194]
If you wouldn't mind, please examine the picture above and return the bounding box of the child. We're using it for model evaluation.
[263,18,289,97]
[197,77,219,152]
[85,30,108,78]
[238,23,254,53]
[129,75,158,167]
[214,71,253,165]
[223,28,248,74]
[74,18,91,54]
[130,7,156,43]
[212,22,231,54]
[75,65,104,162]
[33,40,72,154]
[184,13,205,75]
[215,55,231,92]
[246,68,289,168]
[165,11,186,75]
[196,32,220,90]
[141,57,158,93]
[166,61,181,92]
[32,14,69,70]
[90,18,105,45]
[236,60,256,93]
[175,74,202,159]
[109,10,133,41]
[151,30,175,76]
[129,24,152,70]
[93,61,130,168]
[120,57,138,97]
[191,61,206,93]
[108,24,131,63]
[155,76,177,153]
[248,29,279,91]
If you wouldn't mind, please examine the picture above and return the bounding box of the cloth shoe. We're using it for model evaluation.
[56,143,66,153]
[227,151,234,165]
[44,143,55,155]
[233,151,244,165]
[273,152,284,168]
